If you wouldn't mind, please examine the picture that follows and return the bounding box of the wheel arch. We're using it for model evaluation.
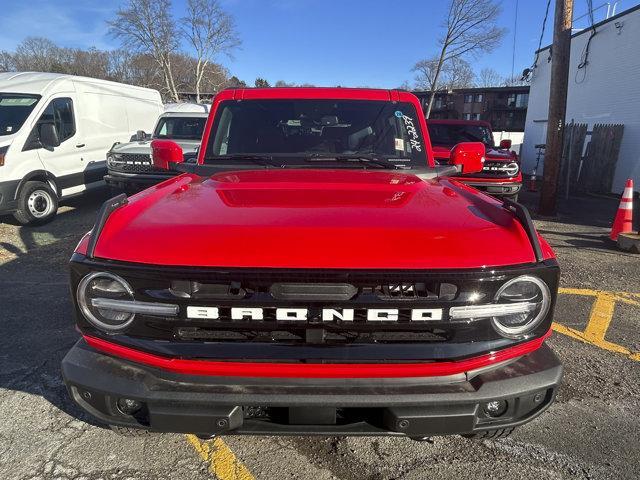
[15,170,60,199]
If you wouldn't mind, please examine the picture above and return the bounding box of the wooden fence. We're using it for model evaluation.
[559,122,624,196]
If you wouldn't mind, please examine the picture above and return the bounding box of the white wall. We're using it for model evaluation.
[521,6,640,193]
[493,131,525,155]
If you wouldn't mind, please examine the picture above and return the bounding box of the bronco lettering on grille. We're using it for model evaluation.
[185,306,444,322]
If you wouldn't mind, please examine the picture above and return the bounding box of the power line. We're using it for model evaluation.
[533,0,553,69]
[576,0,598,83]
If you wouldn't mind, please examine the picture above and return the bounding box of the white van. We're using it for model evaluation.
[0,72,163,224]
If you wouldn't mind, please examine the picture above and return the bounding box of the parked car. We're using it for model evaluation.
[0,72,163,225]
[62,87,561,440]
[427,119,522,199]
[105,104,209,193]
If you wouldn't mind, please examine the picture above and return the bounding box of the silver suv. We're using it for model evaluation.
[105,106,208,192]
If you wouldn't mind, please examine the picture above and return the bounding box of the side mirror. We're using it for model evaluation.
[39,123,60,150]
[151,139,184,170]
[135,130,147,141]
[449,142,485,174]
[499,139,512,150]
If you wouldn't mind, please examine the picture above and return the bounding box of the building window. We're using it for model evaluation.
[473,113,481,120]
[434,97,444,109]
[505,112,515,127]
[474,94,484,103]
[507,93,529,108]
[464,94,474,103]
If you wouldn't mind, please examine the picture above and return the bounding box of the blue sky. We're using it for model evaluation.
[0,0,636,87]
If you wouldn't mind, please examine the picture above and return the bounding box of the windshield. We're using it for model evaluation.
[204,99,428,169]
[0,93,41,136]
[154,116,207,140]
[427,123,493,148]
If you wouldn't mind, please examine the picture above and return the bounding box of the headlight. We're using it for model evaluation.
[107,154,122,166]
[505,162,519,176]
[77,272,136,332]
[77,272,179,333]
[449,275,551,338]
[491,275,550,337]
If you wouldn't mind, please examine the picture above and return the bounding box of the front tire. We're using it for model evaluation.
[13,181,59,225]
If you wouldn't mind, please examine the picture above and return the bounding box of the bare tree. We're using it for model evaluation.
[502,74,528,87]
[477,67,504,87]
[226,76,247,88]
[181,0,240,102]
[13,37,64,72]
[412,57,440,91]
[0,51,16,72]
[67,47,111,78]
[169,52,229,100]
[275,80,296,87]
[420,0,506,118]
[413,56,475,91]
[442,57,475,89]
[108,0,180,101]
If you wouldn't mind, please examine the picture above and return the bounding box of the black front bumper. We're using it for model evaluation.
[104,171,175,190]
[62,340,562,437]
[464,181,522,197]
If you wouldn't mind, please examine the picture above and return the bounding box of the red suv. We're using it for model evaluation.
[427,119,522,200]
[62,88,561,440]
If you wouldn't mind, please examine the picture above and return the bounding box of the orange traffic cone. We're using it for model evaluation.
[610,179,634,241]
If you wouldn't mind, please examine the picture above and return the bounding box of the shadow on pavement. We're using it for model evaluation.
[0,187,111,427]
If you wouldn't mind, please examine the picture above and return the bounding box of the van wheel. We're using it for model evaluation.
[13,181,59,225]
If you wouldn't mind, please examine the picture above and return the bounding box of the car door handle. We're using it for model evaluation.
[76,143,86,148]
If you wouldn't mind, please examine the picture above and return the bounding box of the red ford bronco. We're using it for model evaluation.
[62,88,561,440]
[427,119,522,200]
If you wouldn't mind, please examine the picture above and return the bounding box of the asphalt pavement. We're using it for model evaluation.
[0,187,638,480]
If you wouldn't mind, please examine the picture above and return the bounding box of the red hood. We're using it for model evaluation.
[432,145,517,162]
[93,170,536,269]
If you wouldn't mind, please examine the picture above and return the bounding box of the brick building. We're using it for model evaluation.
[413,86,530,132]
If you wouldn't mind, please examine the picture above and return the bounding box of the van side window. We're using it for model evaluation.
[38,97,76,142]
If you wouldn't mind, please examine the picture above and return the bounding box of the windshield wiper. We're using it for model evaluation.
[304,154,399,170]
[204,154,282,168]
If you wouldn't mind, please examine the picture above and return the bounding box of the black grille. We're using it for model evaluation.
[70,256,559,360]
[477,161,518,178]
[110,153,159,173]
[176,326,448,344]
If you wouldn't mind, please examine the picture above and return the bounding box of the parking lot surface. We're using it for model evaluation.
[1,188,639,480]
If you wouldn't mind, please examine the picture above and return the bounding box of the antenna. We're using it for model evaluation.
[512,0,519,79]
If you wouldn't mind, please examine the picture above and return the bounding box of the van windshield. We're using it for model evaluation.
[0,93,41,136]
[204,99,428,170]
[154,116,207,140]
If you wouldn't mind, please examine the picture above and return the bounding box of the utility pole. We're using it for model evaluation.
[539,0,573,215]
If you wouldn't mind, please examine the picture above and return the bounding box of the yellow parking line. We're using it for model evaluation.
[186,434,255,480]
[555,288,639,361]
